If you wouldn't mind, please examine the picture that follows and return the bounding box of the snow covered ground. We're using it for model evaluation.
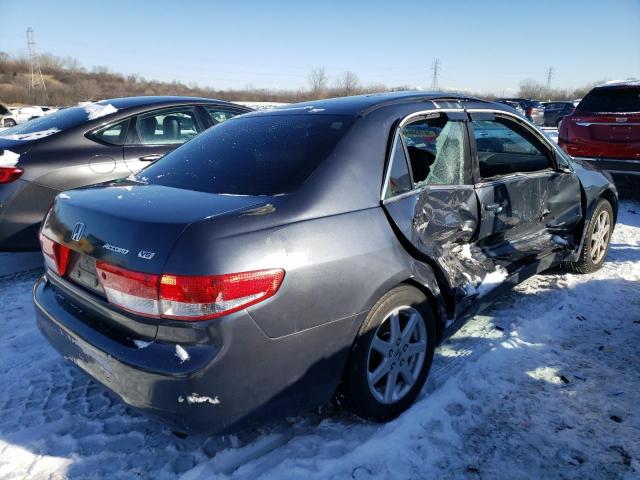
[0,202,638,479]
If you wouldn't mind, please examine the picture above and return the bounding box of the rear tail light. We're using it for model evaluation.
[526,107,533,117]
[0,167,23,184]
[96,262,160,316]
[95,261,285,321]
[39,232,71,276]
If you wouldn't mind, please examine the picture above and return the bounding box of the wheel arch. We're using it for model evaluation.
[599,188,618,225]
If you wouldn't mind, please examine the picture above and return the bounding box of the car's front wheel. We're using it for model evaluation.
[566,198,613,273]
[339,285,436,421]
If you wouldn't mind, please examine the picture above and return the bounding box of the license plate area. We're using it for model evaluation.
[67,252,105,297]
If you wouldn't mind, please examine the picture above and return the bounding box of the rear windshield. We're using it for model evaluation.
[578,87,640,113]
[0,103,116,138]
[135,114,355,195]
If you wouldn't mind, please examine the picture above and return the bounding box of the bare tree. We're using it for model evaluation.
[76,78,102,101]
[308,67,328,98]
[518,78,546,99]
[334,71,360,97]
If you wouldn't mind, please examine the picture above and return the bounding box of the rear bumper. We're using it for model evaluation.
[33,274,359,434]
[573,156,640,175]
[529,114,544,126]
[573,156,640,197]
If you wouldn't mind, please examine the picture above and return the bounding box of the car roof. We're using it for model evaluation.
[244,91,503,117]
[95,96,243,109]
[594,79,640,90]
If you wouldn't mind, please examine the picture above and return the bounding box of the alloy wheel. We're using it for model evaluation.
[590,210,611,264]
[366,306,427,404]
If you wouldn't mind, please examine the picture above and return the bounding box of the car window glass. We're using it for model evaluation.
[473,119,551,179]
[578,87,640,113]
[384,138,412,199]
[136,114,355,196]
[93,120,128,145]
[400,116,466,187]
[134,107,202,145]
[205,107,239,125]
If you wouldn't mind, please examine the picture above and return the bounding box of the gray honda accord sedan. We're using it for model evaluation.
[33,92,617,434]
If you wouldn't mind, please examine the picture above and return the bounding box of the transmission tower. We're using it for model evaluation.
[546,66,554,90]
[431,58,440,90]
[26,27,49,103]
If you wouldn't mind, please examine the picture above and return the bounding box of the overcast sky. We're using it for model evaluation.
[1,0,638,94]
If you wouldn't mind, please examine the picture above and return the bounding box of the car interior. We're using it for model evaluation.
[137,111,200,144]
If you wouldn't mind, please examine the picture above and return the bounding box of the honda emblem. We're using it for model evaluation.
[71,222,86,242]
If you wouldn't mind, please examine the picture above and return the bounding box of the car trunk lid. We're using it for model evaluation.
[574,113,640,142]
[0,137,37,161]
[41,181,268,276]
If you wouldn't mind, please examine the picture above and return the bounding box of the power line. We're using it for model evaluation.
[431,58,441,90]
[26,27,49,103]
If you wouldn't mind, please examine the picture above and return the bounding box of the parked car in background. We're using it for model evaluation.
[0,102,18,128]
[34,92,617,435]
[10,105,47,124]
[0,96,251,251]
[498,100,526,116]
[543,101,575,127]
[559,80,640,196]
[495,98,544,125]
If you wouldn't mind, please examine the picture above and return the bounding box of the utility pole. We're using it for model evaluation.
[546,66,554,90]
[431,58,440,90]
[26,27,49,103]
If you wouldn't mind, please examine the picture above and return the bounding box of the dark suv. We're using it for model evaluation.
[543,101,575,127]
[496,98,544,125]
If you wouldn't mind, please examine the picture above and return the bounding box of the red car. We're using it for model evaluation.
[559,81,640,195]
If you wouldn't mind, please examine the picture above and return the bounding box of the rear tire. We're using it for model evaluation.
[565,199,613,274]
[338,285,436,421]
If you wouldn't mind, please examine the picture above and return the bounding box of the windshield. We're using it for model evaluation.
[578,87,640,113]
[135,114,356,196]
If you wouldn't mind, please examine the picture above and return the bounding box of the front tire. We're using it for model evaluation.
[566,198,613,273]
[338,285,436,421]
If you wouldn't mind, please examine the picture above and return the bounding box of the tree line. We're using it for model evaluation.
[0,51,603,107]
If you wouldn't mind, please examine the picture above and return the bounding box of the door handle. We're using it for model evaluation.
[485,202,506,213]
[139,154,163,162]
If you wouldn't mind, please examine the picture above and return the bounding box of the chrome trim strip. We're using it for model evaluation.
[607,170,640,176]
[576,122,640,127]
[574,156,640,164]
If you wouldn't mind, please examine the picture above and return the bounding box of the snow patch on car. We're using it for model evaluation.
[178,393,220,405]
[81,102,118,120]
[0,128,59,141]
[175,344,190,363]
[0,149,20,167]
[133,339,152,349]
